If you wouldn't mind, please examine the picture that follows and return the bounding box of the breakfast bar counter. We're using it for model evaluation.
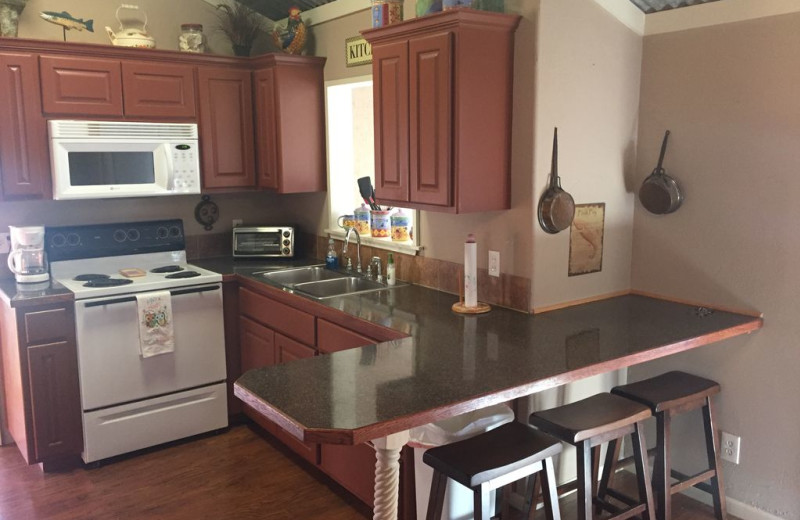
[234,283,762,519]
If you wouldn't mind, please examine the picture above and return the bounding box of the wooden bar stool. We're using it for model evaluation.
[529,393,655,520]
[422,421,563,520]
[607,371,727,520]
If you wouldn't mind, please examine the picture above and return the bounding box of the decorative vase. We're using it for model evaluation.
[0,0,26,37]
[232,44,251,57]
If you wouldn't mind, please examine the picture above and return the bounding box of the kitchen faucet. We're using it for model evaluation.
[342,227,362,273]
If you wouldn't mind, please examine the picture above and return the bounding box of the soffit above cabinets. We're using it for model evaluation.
[628,0,721,14]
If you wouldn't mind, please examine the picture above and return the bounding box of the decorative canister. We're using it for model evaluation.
[371,0,403,28]
[390,209,410,242]
[179,23,205,53]
[337,214,356,230]
[370,210,391,238]
[354,203,371,236]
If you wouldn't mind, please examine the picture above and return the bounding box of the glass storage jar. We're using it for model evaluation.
[179,23,205,53]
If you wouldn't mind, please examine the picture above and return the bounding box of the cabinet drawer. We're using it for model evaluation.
[239,288,315,346]
[40,56,123,116]
[24,307,71,345]
[317,319,374,354]
[122,61,196,118]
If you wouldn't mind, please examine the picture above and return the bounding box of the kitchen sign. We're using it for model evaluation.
[345,35,372,67]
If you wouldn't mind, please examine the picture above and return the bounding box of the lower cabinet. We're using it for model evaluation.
[0,301,83,468]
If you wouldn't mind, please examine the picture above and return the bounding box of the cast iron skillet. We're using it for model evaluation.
[538,127,575,234]
[639,130,684,214]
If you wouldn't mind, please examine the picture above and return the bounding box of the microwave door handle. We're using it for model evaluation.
[156,145,172,190]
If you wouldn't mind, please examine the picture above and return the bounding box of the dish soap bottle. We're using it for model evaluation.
[325,238,338,269]
[386,253,396,286]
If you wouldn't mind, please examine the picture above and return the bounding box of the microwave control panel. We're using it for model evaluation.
[171,143,199,192]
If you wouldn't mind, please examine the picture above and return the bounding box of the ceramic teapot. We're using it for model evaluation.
[105,4,155,48]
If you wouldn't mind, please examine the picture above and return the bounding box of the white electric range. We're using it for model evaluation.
[47,219,228,463]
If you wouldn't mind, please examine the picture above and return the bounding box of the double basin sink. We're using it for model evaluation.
[256,265,403,300]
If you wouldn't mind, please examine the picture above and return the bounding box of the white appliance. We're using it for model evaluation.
[49,120,201,200]
[48,219,227,463]
[7,226,49,283]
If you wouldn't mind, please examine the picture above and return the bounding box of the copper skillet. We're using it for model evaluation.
[538,128,575,234]
[639,130,684,214]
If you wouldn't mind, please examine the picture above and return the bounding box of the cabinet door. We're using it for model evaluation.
[27,341,83,461]
[197,67,255,189]
[275,332,315,363]
[122,61,196,118]
[317,319,375,354]
[253,67,278,190]
[240,316,275,372]
[409,32,453,207]
[40,55,123,116]
[0,52,50,199]
[372,40,410,203]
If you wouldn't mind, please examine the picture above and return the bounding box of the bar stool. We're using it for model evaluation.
[422,421,563,520]
[607,371,727,520]
[529,393,656,520]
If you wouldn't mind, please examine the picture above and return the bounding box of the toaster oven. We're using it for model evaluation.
[233,227,294,258]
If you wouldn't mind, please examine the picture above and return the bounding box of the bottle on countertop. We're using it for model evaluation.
[325,238,339,269]
[386,253,396,286]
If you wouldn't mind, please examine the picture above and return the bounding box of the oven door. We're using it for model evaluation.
[74,284,226,411]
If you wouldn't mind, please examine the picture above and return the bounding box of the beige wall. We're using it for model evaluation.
[631,13,800,516]
[531,0,641,309]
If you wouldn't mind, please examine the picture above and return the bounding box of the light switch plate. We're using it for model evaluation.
[488,251,500,277]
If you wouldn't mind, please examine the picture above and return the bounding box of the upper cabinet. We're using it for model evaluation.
[363,9,521,213]
[0,52,50,200]
[253,55,327,193]
[121,61,197,118]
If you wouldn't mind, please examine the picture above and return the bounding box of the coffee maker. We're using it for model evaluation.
[7,226,49,283]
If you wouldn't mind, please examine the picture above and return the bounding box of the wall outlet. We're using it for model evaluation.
[232,219,243,228]
[488,251,500,277]
[0,233,9,254]
[721,431,741,464]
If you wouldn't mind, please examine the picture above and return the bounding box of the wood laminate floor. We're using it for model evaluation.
[0,424,738,519]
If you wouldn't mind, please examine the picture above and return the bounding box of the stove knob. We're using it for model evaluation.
[127,229,140,241]
[282,247,290,255]
[169,226,182,237]
[66,233,80,246]
[113,229,127,242]
[156,227,169,239]
[50,233,66,247]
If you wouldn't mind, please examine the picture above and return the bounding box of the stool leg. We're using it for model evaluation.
[654,410,671,520]
[426,471,447,520]
[576,441,593,520]
[523,473,541,520]
[541,456,561,520]
[473,484,491,520]
[632,422,656,520]
[596,438,620,514]
[703,397,728,520]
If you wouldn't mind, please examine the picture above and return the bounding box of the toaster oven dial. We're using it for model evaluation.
[283,231,291,238]
[283,239,290,246]
[282,248,290,255]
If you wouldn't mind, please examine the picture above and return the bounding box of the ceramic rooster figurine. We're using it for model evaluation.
[272,7,306,55]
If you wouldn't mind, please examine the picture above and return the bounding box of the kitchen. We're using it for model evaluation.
[0,0,796,519]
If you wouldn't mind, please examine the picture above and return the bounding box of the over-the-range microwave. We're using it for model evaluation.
[49,120,201,200]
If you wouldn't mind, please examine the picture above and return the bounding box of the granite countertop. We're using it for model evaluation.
[227,259,763,445]
[0,279,73,308]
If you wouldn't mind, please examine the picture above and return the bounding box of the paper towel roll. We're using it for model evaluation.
[464,234,477,308]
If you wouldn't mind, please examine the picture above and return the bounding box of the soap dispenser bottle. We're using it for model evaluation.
[325,238,338,269]
[386,253,396,286]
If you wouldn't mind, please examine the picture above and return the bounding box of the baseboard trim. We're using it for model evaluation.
[681,487,783,520]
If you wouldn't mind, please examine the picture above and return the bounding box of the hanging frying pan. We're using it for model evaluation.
[538,128,575,234]
[639,130,684,214]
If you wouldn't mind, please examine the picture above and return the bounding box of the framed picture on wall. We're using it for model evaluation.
[568,203,605,276]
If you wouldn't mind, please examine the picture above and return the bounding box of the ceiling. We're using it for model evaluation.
[628,0,721,14]
[238,0,723,22]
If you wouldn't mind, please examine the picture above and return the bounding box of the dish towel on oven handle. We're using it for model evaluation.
[136,291,175,358]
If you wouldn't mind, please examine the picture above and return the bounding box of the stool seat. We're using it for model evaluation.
[530,393,651,443]
[423,421,562,488]
[611,371,720,413]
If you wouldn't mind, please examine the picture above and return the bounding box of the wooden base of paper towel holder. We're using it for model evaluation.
[452,302,492,314]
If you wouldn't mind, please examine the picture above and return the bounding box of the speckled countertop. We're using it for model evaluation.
[0,279,73,308]
[204,258,764,446]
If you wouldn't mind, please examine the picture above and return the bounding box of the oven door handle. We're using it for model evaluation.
[82,285,220,308]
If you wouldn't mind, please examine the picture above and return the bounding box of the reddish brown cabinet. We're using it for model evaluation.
[0,302,83,468]
[197,67,256,189]
[363,9,521,213]
[0,52,50,200]
[240,316,275,371]
[252,55,327,193]
[121,61,196,118]
[40,55,124,116]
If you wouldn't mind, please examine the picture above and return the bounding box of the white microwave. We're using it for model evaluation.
[49,120,201,200]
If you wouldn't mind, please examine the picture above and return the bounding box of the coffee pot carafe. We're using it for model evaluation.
[7,226,49,283]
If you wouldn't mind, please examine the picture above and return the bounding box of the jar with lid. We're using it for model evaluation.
[179,24,205,53]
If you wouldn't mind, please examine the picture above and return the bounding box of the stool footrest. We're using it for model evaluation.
[594,499,647,520]
[671,468,716,495]
[605,488,639,507]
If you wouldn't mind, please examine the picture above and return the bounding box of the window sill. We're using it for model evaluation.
[325,228,422,256]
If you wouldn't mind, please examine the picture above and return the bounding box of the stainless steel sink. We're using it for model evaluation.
[292,277,401,300]
[257,265,347,286]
